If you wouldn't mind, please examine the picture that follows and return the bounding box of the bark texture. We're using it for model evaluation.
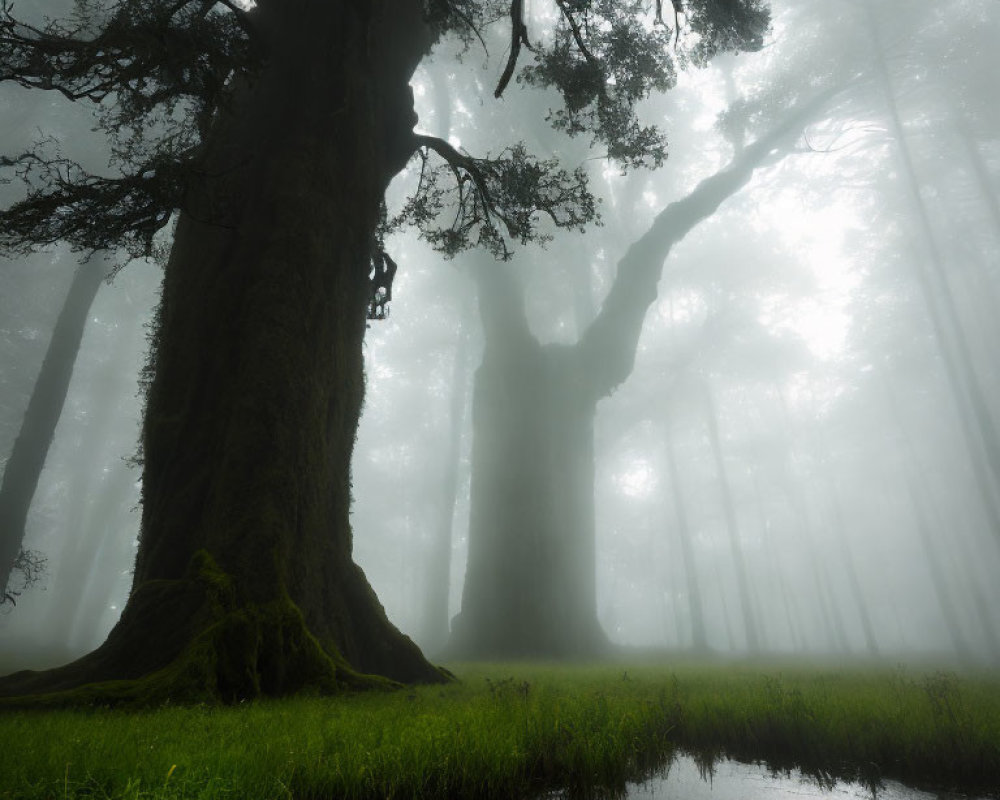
[0,0,445,705]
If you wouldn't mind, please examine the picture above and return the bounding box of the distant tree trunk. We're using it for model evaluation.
[881,374,1000,661]
[44,306,135,646]
[42,457,138,653]
[953,112,1000,245]
[0,1,445,705]
[752,471,804,653]
[449,91,836,658]
[904,477,975,661]
[715,561,736,651]
[421,292,472,654]
[664,422,708,651]
[702,382,760,653]
[869,3,1000,531]
[449,262,608,656]
[825,486,880,656]
[774,387,852,654]
[0,253,108,602]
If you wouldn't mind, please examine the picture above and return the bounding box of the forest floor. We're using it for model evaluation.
[0,659,997,799]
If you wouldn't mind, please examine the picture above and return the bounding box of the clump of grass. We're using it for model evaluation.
[0,660,997,800]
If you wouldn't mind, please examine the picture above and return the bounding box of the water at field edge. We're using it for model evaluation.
[625,755,990,800]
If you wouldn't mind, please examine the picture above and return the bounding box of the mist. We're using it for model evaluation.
[2,0,999,673]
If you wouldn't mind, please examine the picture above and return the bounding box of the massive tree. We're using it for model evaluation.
[449,89,835,658]
[0,0,768,703]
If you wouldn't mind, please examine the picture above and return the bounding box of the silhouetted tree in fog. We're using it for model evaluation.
[0,0,768,703]
[0,255,109,604]
[450,90,834,658]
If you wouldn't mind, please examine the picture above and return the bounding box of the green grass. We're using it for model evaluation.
[0,660,998,799]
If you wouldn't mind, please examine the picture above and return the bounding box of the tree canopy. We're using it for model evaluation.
[1,0,769,284]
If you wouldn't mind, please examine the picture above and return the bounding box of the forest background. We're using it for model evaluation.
[1,0,999,671]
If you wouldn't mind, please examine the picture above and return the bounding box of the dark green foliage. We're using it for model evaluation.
[684,0,770,65]
[520,0,677,169]
[422,0,509,49]
[1,0,770,269]
[389,141,599,260]
[0,144,187,261]
[0,0,257,260]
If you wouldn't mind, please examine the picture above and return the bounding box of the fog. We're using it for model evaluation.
[2,0,999,669]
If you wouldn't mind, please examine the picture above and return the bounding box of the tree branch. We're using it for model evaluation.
[494,0,529,98]
[414,133,497,224]
[577,86,840,399]
[553,0,599,66]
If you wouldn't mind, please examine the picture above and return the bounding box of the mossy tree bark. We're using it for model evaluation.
[0,0,445,705]
[449,91,836,659]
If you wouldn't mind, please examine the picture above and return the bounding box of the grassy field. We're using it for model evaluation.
[0,660,998,799]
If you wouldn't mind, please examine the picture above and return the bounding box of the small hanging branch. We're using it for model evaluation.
[495,0,530,98]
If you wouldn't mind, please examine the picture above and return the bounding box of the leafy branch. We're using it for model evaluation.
[0,140,191,260]
[390,136,599,260]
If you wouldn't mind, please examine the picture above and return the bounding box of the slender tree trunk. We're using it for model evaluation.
[825,486,880,656]
[1,1,445,705]
[421,291,472,654]
[664,421,708,651]
[702,382,759,653]
[881,373,1000,661]
[752,472,804,653]
[953,112,1000,244]
[715,562,736,651]
[904,478,975,661]
[774,386,855,654]
[868,2,1000,530]
[0,253,108,601]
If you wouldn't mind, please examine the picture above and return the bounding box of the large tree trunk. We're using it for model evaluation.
[0,0,445,705]
[449,90,837,659]
[449,265,608,657]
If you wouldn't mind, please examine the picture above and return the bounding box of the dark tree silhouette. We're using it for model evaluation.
[0,0,768,703]
[0,255,108,604]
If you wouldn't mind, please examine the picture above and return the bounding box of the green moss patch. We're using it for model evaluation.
[0,550,390,709]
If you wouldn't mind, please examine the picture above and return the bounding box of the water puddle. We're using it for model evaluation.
[626,755,989,800]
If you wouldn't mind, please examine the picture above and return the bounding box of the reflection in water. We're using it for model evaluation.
[627,755,987,800]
